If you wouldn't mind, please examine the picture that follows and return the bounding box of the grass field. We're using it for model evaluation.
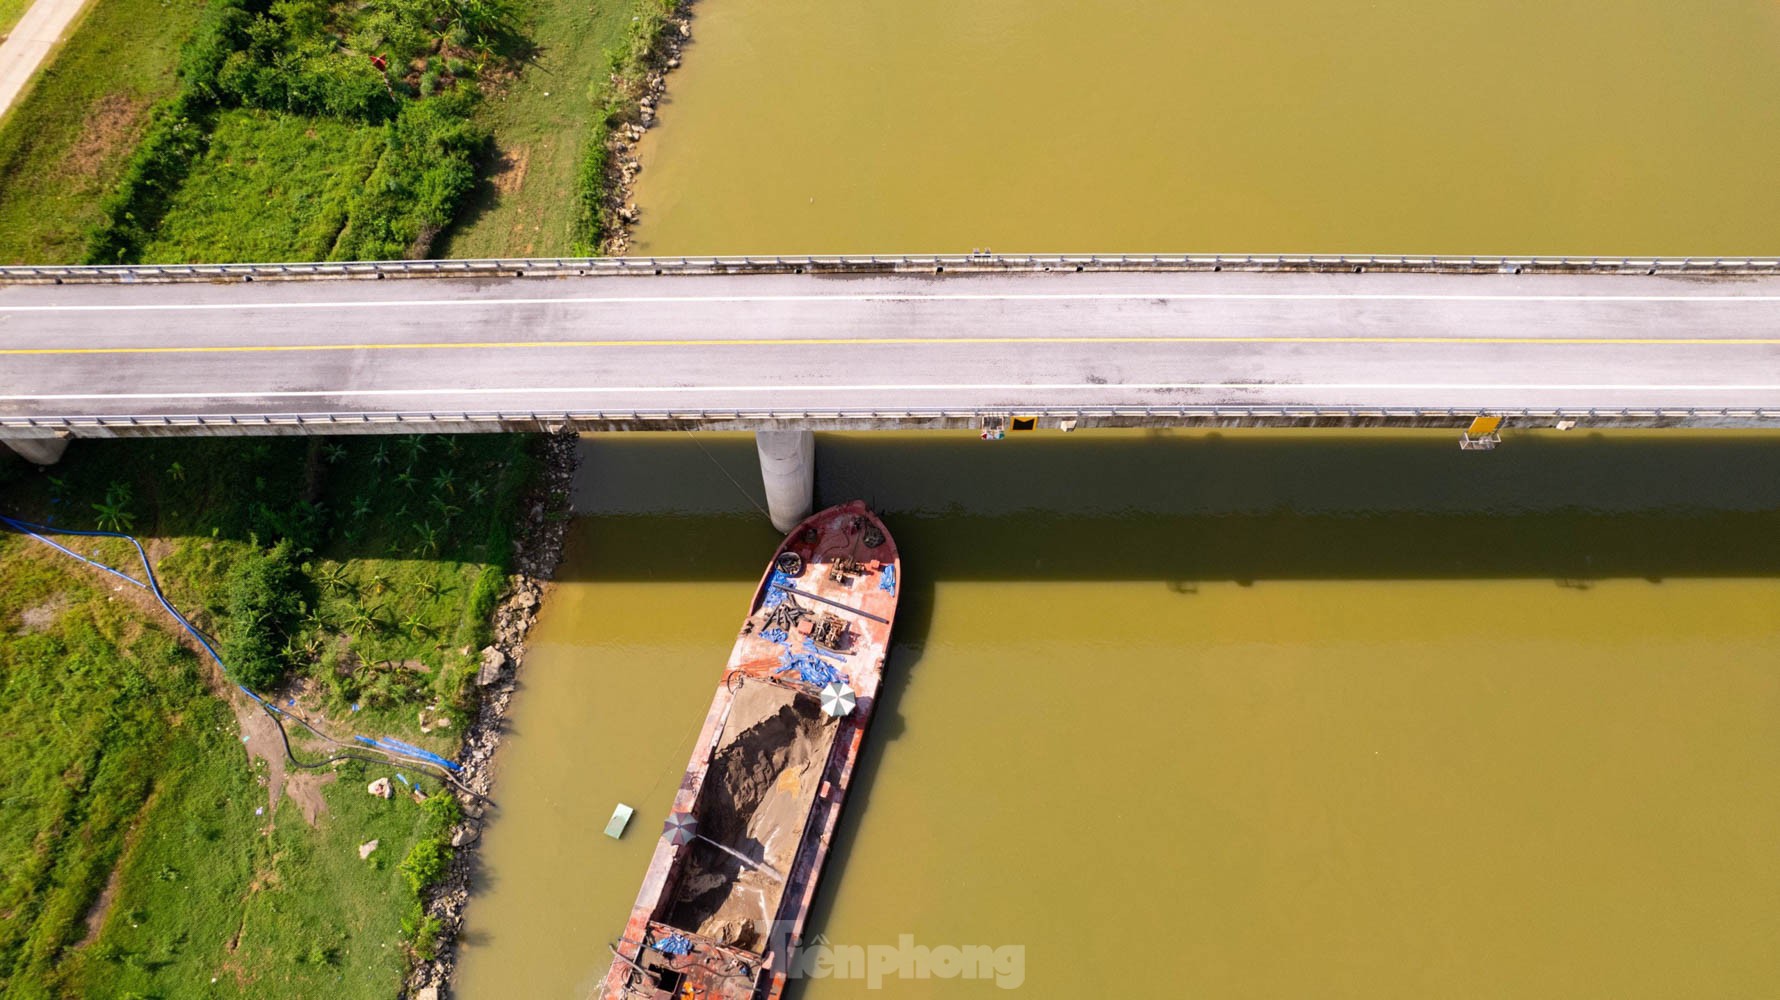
[0,0,209,264]
[142,109,384,264]
[0,546,205,997]
[437,0,645,258]
[0,433,533,998]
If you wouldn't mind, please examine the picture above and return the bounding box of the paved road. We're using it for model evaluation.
[0,0,91,121]
[1,269,1777,425]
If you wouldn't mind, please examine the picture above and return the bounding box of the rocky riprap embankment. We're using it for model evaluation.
[601,7,693,256]
[402,429,577,1000]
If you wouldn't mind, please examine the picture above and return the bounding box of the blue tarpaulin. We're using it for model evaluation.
[800,638,841,662]
[776,651,846,687]
[880,564,896,593]
[761,570,794,608]
[656,934,694,956]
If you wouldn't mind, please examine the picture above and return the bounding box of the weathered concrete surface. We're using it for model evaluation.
[1,270,1776,435]
[755,429,814,531]
[1,435,66,464]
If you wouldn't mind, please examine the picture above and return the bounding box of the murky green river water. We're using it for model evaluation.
[455,433,1780,998]
[456,3,1780,997]
[628,0,1780,256]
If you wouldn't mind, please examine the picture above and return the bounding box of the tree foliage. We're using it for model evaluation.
[217,538,306,690]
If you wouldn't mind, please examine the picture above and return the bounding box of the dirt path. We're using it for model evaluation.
[0,0,93,121]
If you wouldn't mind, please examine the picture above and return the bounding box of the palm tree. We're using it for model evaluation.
[430,468,456,496]
[92,498,134,533]
[413,522,441,557]
[316,563,352,594]
[345,607,376,635]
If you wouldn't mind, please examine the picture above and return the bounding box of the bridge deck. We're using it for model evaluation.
[1,268,1776,435]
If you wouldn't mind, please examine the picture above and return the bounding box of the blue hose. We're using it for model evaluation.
[0,513,462,774]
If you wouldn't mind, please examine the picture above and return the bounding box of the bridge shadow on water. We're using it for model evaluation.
[562,429,1780,584]
[13,429,1775,583]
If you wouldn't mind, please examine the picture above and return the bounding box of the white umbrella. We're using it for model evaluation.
[662,811,698,846]
[820,682,857,718]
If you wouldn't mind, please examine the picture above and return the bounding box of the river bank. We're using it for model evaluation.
[591,1,693,255]
[402,430,578,1000]
[0,433,542,999]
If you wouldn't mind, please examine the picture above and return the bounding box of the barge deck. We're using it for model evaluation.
[600,501,899,999]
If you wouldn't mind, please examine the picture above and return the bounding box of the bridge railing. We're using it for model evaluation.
[3,406,1774,437]
[4,253,1780,284]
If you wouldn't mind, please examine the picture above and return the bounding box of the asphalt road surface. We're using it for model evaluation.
[2,269,1777,422]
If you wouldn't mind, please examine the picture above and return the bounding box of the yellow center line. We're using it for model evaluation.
[2,334,1776,356]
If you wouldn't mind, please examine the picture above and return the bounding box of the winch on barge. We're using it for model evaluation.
[601,501,900,1000]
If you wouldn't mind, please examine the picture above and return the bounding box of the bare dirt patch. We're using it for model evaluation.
[16,594,68,633]
[77,785,163,947]
[283,771,335,828]
[66,94,149,177]
[235,699,287,819]
[490,144,530,195]
[78,858,125,947]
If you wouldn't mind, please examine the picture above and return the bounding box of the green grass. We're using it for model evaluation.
[0,0,210,264]
[0,433,535,998]
[436,0,645,258]
[0,545,205,998]
[141,109,384,264]
[67,750,455,999]
[0,0,31,44]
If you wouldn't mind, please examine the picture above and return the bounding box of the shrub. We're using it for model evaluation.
[420,787,462,828]
[83,101,212,264]
[332,86,488,260]
[397,835,450,895]
[217,539,305,690]
[567,0,680,254]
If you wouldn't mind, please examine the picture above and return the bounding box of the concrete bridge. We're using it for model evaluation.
[3,253,1777,528]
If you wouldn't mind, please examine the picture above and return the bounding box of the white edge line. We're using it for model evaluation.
[5,382,1780,402]
[5,291,1780,313]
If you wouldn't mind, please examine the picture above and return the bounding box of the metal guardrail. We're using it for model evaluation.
[3,253,1780,284]
[3,406,1775,436]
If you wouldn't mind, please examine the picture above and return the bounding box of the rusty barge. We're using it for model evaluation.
[600,501,899,999]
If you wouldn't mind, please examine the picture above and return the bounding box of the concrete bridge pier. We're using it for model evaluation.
[755,430,814,533]
[2,436,68,466]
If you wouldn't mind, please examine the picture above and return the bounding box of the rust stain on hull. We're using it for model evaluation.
[600,500,900,1000]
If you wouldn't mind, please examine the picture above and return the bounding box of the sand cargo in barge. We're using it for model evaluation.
[601,501,900,999]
